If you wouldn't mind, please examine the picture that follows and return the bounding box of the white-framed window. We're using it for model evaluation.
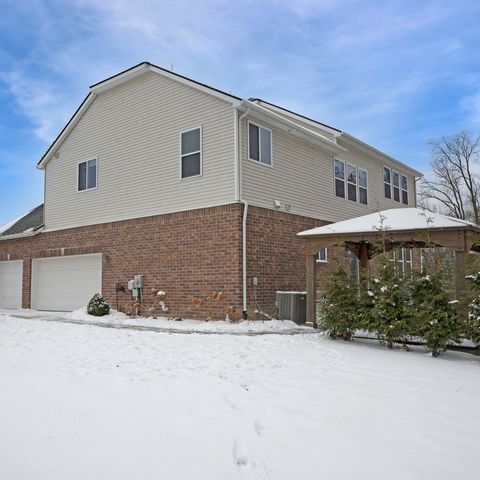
[384,166,392,199]
[181,127,202,179]
[389,247,413,276]
[78,158,97,192]
[392,170,400,202]
[347,163,357,202]
[334,159,368,205]
[358,168,368,205]
[334,159,346,198]
[401,174,408,205]
[316,248,328,263]
[248,121,272,166]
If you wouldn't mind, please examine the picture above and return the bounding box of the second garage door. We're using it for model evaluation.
[31,254,102,311]
[0,260,23,309]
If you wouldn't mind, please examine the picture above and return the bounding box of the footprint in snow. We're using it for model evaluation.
[233,439,249,468]
[254,419,265,437]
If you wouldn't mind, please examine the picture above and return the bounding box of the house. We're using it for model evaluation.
[0,62,422,318]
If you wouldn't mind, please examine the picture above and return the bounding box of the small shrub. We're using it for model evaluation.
[320,264,359,341]
[465,273,480,345]
[87,293,110,317]
[410,273,460,356]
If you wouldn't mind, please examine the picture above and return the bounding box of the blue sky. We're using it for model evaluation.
[1,0,480,224]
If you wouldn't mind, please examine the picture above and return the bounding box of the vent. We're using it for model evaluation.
[276,291,306,324]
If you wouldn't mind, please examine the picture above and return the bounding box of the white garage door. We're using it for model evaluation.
[0,260,23,309]
[31,254,102,311]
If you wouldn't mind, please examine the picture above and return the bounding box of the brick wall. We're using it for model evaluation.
[0,204,243,319]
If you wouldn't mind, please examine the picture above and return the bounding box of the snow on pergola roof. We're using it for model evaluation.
[298,208,478,237]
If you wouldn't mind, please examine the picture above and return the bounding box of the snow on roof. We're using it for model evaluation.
[0,204,44,237]
[298,208,478,237]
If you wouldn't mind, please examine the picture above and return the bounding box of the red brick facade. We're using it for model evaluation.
[1,203,425,319]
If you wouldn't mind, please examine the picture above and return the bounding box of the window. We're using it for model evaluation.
[384,166,391,199]
[348,250,360,284]
[248,122,272,166]
[334,159,345,198]
[401,174,408,205]
[181,127,202,178]
[389,247,413,277]
[392,171,400,202]
[347,164,357,202]
[316,248,328,263]
[335,160,367,204]
[358,168,368,205]
[78,158,97,191]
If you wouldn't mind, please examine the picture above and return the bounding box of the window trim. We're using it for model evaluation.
[334,158,368,205]
[247,120,273,168]
[401,174,409,205]
[180,126,203,180]
[77,157,98,193]
[316,248,328,263]
[383,165,392,200]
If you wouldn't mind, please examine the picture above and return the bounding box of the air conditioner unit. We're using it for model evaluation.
[276,291,307,324]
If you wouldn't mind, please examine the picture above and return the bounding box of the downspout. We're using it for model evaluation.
[235,105,251,319]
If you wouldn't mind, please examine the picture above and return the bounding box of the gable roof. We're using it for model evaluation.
[36,62,422,178]
[0,204,44,239]
[37,61,241,169]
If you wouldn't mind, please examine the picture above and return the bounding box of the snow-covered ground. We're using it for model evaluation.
[0,311,479,479]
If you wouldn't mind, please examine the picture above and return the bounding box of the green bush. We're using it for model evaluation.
[369,261,410,348]
[319,264,359,341]
[409,273,460,356]
[87,293,110,317]
[465,273,480,346]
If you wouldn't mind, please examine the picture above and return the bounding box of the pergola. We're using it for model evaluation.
[298,208,480,328]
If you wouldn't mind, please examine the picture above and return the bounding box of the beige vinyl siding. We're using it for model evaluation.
[44,71,235,231]
[241,117,417,222]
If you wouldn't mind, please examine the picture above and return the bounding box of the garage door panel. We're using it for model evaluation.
[31,254,102,311]
[0,260,23,309]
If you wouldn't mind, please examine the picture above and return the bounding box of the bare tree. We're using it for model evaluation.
[420,131,480,224]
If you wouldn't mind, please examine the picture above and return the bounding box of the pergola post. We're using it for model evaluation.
[359,243,369,287]
[455,250,466,298]
[306,251,317,328]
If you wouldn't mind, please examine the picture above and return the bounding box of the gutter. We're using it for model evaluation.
[0,227,44,241]
[234,105,251,319]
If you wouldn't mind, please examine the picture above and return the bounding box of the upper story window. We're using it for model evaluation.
[401,174,408,205]
[78,158,97,192]
[316,248,328,263]
[181,127,202,178]
[384,166,408,205]
[248,122,272,166]
[384,166,392,199]
[334,159,368,205]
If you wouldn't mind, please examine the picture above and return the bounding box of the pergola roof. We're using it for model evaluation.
[298,208,477,237]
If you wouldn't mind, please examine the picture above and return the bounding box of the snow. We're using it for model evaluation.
[0,312,479,479]
[0,213,25,235]
[298,207,478,236]
[64,307,310,334]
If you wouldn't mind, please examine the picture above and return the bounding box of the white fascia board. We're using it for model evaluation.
[252,100,340,136]
[37,93,96,169]
[239,101,346,154]
[339,132,423,178]
[90,63,150,94]
[0,227,44,241]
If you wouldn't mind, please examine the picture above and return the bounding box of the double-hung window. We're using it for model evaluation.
[392,170,400,202]
[401,174,408,205]
[316,248,328,263]
[384,166,392,199]
[335,160,368,205]
[347,164,357,202]
[389,247,413,277]
[78,158,97,191]
[248,122,272,166]
[334,159,346,198]
[358,168,368,205]
[181,127,202,178]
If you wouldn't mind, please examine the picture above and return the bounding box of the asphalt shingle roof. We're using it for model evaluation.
[1,204,44,237]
